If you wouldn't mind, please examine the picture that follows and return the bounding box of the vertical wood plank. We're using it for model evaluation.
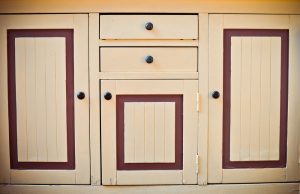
[25,38,38,161]
[198,13,209,185]
[144,103,155,163]
[101,80,117,185]
[208,14,223,183]
[89,13,101,185]
[249,38,262,161]
[286,15,300,181]
[35,38,48,161]
[133,103,145,162]
[124,103,135,163]
[45,39,58,162]
[182,80,198,184]
[164,102,176,163]
[230,37,242,161]
[154,103,165,162]
[73,14,90,184]
[268,37,281,160]
[259,38,271,160]
[240,37,252,161]
[54,38,68,162]
[15,38,28,162]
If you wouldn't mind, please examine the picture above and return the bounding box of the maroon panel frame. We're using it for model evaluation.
[223,29,289,169]
[116,95,183,170]
[7,29,75,170]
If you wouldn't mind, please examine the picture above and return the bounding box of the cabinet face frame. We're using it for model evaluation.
[0,14,90,184]
[208,14,300,183]
[101,80,198,185]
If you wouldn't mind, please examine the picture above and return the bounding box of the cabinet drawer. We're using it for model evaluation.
[100,47,197,72]
[100,15,198,40]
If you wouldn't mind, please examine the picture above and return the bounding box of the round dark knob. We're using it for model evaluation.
[77,92,85,100]
[145,55,154,64]
[145,22,153,30]
[212,91,220,99]
[104,92,112,100]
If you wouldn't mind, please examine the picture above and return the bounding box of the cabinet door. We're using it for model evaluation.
[0,14,89,184]
[101,80,198,185]
[208,14,300,183]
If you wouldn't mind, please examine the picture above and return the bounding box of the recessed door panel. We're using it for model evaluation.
[0,14,89,184]
[208,14,300,183]
[101,80,198,185]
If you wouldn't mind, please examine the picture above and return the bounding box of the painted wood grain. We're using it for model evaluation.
[15,37,67,162]
[100,15,198,40]
[229,37,281,162]
[100,47,197,73]
[123,102,176,163]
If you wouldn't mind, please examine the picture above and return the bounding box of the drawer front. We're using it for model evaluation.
[100,47,197,72]
[100,15,198,40]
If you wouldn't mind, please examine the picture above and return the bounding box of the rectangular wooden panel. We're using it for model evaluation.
[100,15,198,40]
[229,37,281,162]
[15,37,67,163]
[100,47,197,72]
[8,29,75,170]
[123,102,176,163]
[223,29,288,169]
[117,95,182,170]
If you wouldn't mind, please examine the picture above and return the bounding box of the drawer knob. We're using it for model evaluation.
[145,55,154,64]
[104,92,112,100]
[212,91,220,99]
[77,91,85,100]
[145,22,154,30]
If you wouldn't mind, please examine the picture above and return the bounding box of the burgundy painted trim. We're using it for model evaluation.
[223,29,289,169]
[116,95,183,170]
[7,29,75,170]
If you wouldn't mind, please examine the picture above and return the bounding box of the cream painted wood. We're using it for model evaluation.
[197,13,209,185]
[100,47,197,72]
[101,80,117,185]
[101,80,198,185]
[208,14,299,183]
[249,38,261,161]
[144,103,155,162]
[1,0,300,14]
[0,14,90,184]
[0,183,299,194]
[223,15,290,29]
[72,14,90,184]
[15,37,68,162]
[88,13,101,185]
[229,37,281,161]
[117,171,182,185]
[222,169,286,183]
[182,80,198,184]
[35,39,49,162]
[124,102,176,163]
[15,38,28,162]
[286,15,300,181]
[208,14,223,183]
[100,15,198,40]
[0,17,10,183]
[98,72,198,80]
[99,39,198,47]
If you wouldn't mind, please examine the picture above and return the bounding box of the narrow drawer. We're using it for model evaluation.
[100,47,197,72]
[100,15,198,40]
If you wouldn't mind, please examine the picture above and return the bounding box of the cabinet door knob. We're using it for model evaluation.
[77,91,85,100]
[145,22,153,30]
[104,92,112,100]
[212,91,220,99]
[145,55,154,64]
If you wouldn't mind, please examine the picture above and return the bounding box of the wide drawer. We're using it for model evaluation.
[100,15,198,40]
[100,47,197,72]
